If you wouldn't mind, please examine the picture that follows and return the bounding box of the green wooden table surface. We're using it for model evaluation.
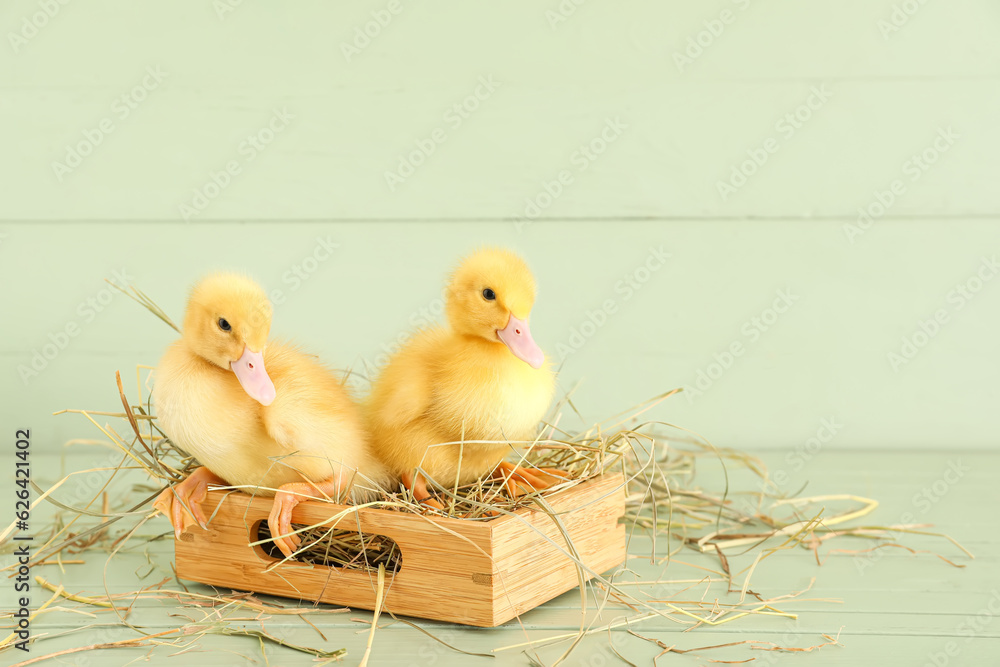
[4,449,997,666]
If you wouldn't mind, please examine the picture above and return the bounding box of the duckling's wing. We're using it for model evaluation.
[369,330,445,425]
[374,372,431,425]
[258,344,358,451]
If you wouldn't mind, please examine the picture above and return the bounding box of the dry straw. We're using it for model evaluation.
[0,283,973,666]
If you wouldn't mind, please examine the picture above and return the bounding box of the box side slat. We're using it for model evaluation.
[174,474,627,627]
[175,490,498,626]
[489,474,628,625]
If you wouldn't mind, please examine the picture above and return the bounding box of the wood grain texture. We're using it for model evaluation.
[3,221,999,453]
[1,1,997,220]
[174,473,626,626]
[11,450,999,665]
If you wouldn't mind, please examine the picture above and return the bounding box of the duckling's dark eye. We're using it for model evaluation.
[218,318,232,332]
[482,288,496,301]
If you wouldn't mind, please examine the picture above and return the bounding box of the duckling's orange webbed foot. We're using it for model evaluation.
[153,466,225,539]
[268,477,346,559]
[492,461,571,498]
[402,471,444,511]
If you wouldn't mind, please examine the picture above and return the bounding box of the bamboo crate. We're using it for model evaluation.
[173,473,627,627]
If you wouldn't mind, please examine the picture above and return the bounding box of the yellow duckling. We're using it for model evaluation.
[365,247,566,507]
[152,273,386,557]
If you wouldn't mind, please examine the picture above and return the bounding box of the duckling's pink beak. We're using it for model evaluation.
[497,315,545,369]
[230,346,276,406]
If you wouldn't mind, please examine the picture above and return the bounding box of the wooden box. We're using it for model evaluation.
[173,473,626,627]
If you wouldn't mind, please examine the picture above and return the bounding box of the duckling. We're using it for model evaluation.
[365,248,566,508]
[152,273,386,558]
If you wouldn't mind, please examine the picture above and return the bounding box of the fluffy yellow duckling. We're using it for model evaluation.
[152,273,386,557]
[365,248,565,507]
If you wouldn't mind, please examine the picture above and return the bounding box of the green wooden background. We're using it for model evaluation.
[2,222,1000,452]
[2,2,998,453]
[1,2,998,665]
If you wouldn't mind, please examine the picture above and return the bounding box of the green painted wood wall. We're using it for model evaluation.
[1,2,997,451]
